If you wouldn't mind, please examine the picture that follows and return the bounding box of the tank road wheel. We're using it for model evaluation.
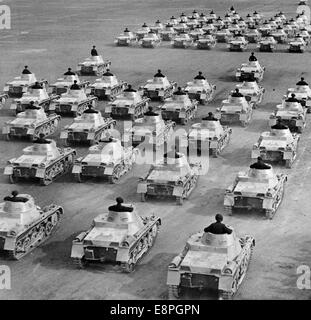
[45,221,53,236]
[40,176,52,186]
[22,237,31,254]
[73,257,88,269]
[180,117,188,125]
[176,196,183,206]
[36,225,46,243]
[140,193,146,202]
[123,262,135,273]
[224,206,233,216]
[168,285,180,300]
[9,174,18,184]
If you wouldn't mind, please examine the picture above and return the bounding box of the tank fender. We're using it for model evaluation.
[4,237,16,251]
[137,182,147,193]
[71,242,85,259]
[218,275,233,293]
[87,132,95,140]
[35,168,46,178]
[60,131,68,139]
[26,128,35,135]
[4,165,13,175]
[283,151,293,160]
[224,194,234,206]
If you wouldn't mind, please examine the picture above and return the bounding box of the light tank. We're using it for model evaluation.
[187,116,232,157]
[236,60,265,82]
[137,151,201,205]
[202,23,217,35]
[4,137,76,186]
[123,107,175,148]
[197,13,208,24]
[70,204,161,271]
[283,22,295,37]
[114,28,137,46]
[139,31,161,48]
[258,21,272,37]
[173,22,190,34]
[89,70,128,101]
[136,23,151,40]
[48,87,98,117]
[186,16,199,29]
[72,138,137,183]
[150,20,164,34]
[251,126,300,168]
[252,11,264,24]
[167,229,255,300]
[196,33,217,49]
[215,27,232,43]
[3,68,47,98]
[77,55,111,76]
[49,70,90,95]
[235,80,265,106]
[159,23,177,41]
[224,162,287,219]
[0,192,63,259]
[172,31,193,48]
[160,87,198,124]
[206,10,217,22]
[297,28,310,44]
[227,22,241,35]
[189,26,204,41]
[140,70,177,101]
[11,84,59,114]
[3,104,60,141]
[60,107,116,145]
[245,15,256,28]
[257,36,277,52]
[286,79,311,112]
[288,36,307,53]
[217,91,254,127]
[227,35,248,51]
[184,72,216,104]
[271,27,288,43]
[269,98,306,133]
[105,85,150,120]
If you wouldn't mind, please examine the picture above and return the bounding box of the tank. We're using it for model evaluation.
[48,88,98,117]
[139,31,161,48]
[206,11,217,22]
[287,82,311,112]
[245,16,256,28]
[188,118,232,157]
[89,71,128,101]
[3,71,47,98]
[150,20,164,34]
[283,23,295,37]
[0,93,8,106]
[124,108,175,148]
[114,29,137,46]
[215,27,232,43]
[258,22,272,37]
[251,127,300,168]
[105,86,150,120]
[186,16,199,28]
[196,34,217,49]
[197,13,208,24]
[140,73,177,101]
[288,36,306,53]
[3,106,60,141]
[70,205,161,271]
[227,36,248,51]
[0,193,63,259]
[213,18,225,30]
[224,164,287,219]
[298,29,310,44]
[72,138,137,183]
[60,108,116,145]
[137,152,201,205]
[160,89,198,124]
[77,55,111,76]
[135,24,151,40]
[172,32,193,48]
[269,100,307,133]
[167,229,255,300]
[217,93,254,127]
[271,27,287,43]
[227,22,241,35]
[188,27,204,41]
[202,23,217,34]
[257,36,277,52]
[49,73,89,95]
[184,75,216,105]
[159,24,177,41]
[4,138,76,186]
[235,81,265,106]
[252,11,264,24]
[236,60,265,82]
[11,86,59,114]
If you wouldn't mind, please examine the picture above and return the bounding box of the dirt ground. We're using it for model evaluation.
[0,0,311,300]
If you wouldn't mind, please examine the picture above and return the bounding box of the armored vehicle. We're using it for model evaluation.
[196,33,217,49]
[236,60,265,82]
[206,10,217,22]
[115,28,137,46]
[202,23,217,35]
[123,107,175,148]
[235,81,265,106]
[184,72,216,104]
[4,137,76,186]
[244,27,261,43]
[3,103,60,141]
[77,55,111,76]
[288,36,307,53]
[136,23,151,40]
[160,88,198,124]
[186,16,199,29]
[188,116,232,157]
[0,192,63,259]
[269,98,306,133]
[252,11,264,24]
[0,93,8,106]
[172,31,193,48]
[159,23,177,41]
[257,36,277,52]
[189,27,204,41]
[105,85,150,120]
[167,229,255,300]
[140,31,161,48]
[137,151,201,205]
[70,204,161,271]
[224,161,287,219]
[72,138,137,183]
[286,78,311,111]
[227,36,248,51]
[297,28,310,44]
[252,126,300,168]
[140,70,177,101]
[49,87,98,117]
[60,107,116,145]
[215,27,232,43]
[173,22,190,34]
[271,26,287,43]
[150,20,164,34]
[89,70,127,101]
[258,21,272,37]
[217,90,254,127]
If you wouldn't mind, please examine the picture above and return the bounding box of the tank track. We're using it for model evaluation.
[39,150,76,186]
[32,115,61,139]
[240,108,253,127]
[180,103,197,125]
[4,206,63,260]
[131,100,149,120]
[265,181,285,219]
[210,128,231,158]
[176,173,199,205]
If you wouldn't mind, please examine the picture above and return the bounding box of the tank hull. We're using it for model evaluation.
[142,82,177,101]
[91,83,127,100]
[51,97,98,117]
[78,61,111,76]
[107,99,150,120]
